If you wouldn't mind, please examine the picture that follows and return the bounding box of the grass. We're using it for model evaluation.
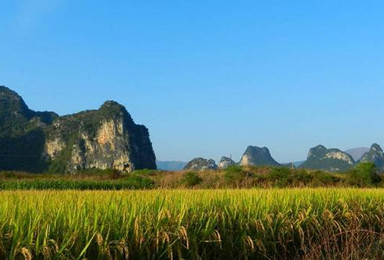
[0,177,154,190]
[1,189,384,259]
[0,162,381,190]
[0,171,155,190]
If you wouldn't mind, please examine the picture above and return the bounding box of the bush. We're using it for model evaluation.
[347,162,381,187]
[109,169,122,179]
[224,166,251,187]
[267,167,293,187]
[0,171,18,179]
[310,171,342,186]
[292,169,313,185]
[132,169,158,176]
[182,172,202,187]
[0,176,154,190]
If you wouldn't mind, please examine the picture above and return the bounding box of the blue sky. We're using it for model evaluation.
[1,0,384,163]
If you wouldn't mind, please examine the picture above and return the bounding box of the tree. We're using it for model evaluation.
[182,172,202,187]
[348,162,381,187]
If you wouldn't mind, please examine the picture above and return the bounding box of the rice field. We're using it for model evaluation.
[2,189,384,259]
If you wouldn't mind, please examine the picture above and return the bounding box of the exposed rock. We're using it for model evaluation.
[0,86,156,173]
[358,144,384,171]
[300,145,355,172]
[218,156,236,169]
[239,146,280,167]
[183,158,218,171]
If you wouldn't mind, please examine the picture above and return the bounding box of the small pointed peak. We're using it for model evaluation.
[0,86,23,98]
[99,100,128,114]
[0,86,30,116]
[98,100,134,124]
[313,144,327,150]
[241,145,280,167]
[100,100,125,110]
[245,145,269,153]
[184,157,218,171]
[370,143,383,152]
[220,156,235,163]
[0,85,11,91]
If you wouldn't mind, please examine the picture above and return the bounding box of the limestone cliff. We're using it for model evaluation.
[218,156,236,169]
[300,145,355,172]
[0,86,156,173]
[184,158,218,171]
[239,146,280,167]
[358,144,384,172]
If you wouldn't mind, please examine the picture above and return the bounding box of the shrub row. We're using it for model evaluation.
[0,176,154,190]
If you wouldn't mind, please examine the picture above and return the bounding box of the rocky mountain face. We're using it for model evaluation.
[218,156,236,169]
[358,144,384,171]
[0,86,156,173]
[183,158,218,171]
[300,145,355,172]
[239,146,280,167]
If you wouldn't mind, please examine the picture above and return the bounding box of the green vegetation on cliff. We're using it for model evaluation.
[300,145,355,172]
[0,86,156,174]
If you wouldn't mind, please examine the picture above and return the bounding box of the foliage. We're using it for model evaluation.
[347,162,381,187]
[0,176,154,190]
[267,167,293,186]
[3,163,384,189]
[0,189,384,259]
[224,165,251,186]
[75,168,121,176]
[181,172,202,187]
[132,169,158,176]
[309,170,342,186]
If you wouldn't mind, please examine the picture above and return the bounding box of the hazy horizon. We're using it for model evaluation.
[1,1,384,163]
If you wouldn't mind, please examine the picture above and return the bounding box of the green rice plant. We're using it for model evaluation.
[0,189,384,259]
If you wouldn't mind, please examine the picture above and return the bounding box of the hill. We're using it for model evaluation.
[0,86,156,173]
[239,146,280,167]
[300,145,355,172]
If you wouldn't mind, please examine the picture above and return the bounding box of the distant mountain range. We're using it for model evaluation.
[289,148,369,168]
[292,161,305,167]
[2,86,384,174]
[300,145,355,172]
[358,144,384,171]
[156,161,186,171]
[345,147,370,161]
[182,144,384,173]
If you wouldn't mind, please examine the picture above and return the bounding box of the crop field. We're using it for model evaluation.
[1,189,384,259]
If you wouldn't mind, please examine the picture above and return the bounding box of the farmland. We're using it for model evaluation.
[2,189,384,259]
[0,162,381,190]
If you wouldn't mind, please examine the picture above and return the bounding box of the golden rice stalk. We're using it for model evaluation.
[107,240,129,260]
[15,247,33,260]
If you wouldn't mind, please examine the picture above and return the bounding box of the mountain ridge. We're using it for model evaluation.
[239,146,281,167]
[0,86,156,173]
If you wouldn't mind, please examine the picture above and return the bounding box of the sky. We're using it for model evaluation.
[1,0,384,163]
